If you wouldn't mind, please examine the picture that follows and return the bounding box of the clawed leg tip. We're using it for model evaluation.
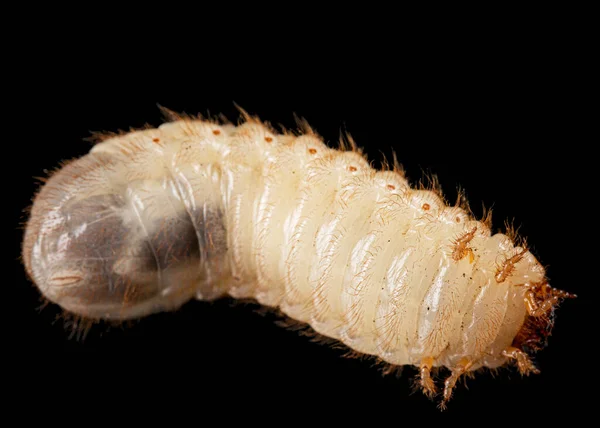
[417,358,475,410]
[503,346,539,376]
[521,366,540,376]
[420,380,437,399]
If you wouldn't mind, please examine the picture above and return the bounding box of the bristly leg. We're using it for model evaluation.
[495,248,526,283]
[502,346,539,375]
[419,357,437,398]
[525,282,576,317]
[440,358,473,410]
[451,227,476,262]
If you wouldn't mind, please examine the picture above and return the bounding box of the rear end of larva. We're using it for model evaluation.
[22,111,575,409]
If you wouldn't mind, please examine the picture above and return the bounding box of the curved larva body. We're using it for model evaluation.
[22,115,573,406]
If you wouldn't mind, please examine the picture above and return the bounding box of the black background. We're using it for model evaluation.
[10,10,594,424]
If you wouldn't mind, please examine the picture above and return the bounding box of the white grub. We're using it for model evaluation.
[23,113,574,408]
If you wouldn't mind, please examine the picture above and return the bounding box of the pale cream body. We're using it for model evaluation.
[23,119,546,370]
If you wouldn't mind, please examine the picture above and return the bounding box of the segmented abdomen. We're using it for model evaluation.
[24,115,569,406]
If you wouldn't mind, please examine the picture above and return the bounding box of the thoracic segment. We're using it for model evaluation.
[23,116,574,406]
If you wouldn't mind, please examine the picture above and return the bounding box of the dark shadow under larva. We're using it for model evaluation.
[22,109,575,409]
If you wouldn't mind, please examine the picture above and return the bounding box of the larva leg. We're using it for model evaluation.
[495,249,526,283]
[502,347,539,375]
[451,227,477,262]
[419,357,437,398]
[441,358,473,409]
[525,285,576,317]
[525,290,559,317]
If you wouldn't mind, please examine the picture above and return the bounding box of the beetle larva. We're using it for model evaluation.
[22,110,574,407]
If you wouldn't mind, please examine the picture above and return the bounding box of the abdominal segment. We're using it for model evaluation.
[24,154,229,319]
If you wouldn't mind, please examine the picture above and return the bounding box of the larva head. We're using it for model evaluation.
[472,243,576,374]
[22,154,200,320]
[513,281,576,353]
